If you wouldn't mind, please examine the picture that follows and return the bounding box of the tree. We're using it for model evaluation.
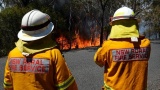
[0,6,27,56]
[98,0,108,46]
[143,0,160,39]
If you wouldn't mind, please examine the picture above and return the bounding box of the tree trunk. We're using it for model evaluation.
[100,10,104,46]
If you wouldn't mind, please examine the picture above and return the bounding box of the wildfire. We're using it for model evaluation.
[56,30,100,50]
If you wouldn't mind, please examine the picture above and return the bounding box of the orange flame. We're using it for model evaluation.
[56,29,100,50]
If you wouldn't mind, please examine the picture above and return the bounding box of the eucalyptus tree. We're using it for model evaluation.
[97,0,118,46]
[63,0,101,47]
[144,0,160,39]
[64,0,118,46]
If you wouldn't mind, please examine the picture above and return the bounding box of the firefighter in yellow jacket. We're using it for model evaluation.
[94,7,151,90]
[4,9,78,90]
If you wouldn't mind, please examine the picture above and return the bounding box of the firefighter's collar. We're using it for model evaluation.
[15,35,57,55]
[109,19,139,39]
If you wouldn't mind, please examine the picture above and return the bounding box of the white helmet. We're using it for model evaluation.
[110,6,137,23]
[18,9,54,41]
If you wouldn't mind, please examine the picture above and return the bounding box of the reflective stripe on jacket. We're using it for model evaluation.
[4,47,78,90]
[94,37,151,90]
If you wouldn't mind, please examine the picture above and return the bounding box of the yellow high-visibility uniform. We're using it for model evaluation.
[4,47,78,90]
[94,37,151,90]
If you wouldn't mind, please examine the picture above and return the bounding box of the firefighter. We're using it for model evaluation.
[3,10,78,90]
[94,6,151,90]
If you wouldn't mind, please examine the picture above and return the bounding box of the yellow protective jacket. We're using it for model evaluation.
[4,47,78,90]
[94,37,151,90]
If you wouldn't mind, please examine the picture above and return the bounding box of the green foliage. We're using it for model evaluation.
[0,2,67,57]
[143,0,160,38]
[0,6,29,57]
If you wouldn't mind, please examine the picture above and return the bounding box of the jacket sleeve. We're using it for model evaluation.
[94,41,109,67]
[51,49,78,90]
[94,47,106,67]
[4,56,13,90]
